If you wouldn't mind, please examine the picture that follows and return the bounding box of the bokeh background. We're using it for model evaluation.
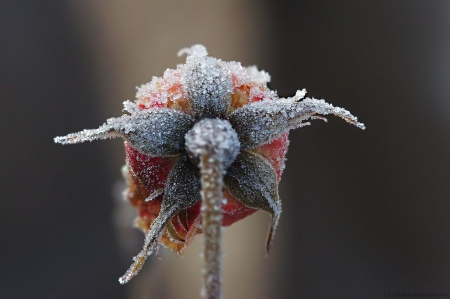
[1,1,450,298]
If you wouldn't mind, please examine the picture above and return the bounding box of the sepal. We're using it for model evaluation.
[54,101,195,157]
[224,151,281,252]
[119,157,201,284]
[228,91,365,150]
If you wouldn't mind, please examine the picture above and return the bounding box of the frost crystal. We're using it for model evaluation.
[246,66,271,84]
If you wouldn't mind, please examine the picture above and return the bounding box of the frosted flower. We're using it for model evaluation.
[54,45,365,286]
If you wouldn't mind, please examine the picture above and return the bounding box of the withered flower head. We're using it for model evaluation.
[55,45,365,286]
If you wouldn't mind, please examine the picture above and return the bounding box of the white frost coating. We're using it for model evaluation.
[224,60,251,87]
[179,45,233,118]
[228,92,366,150]
[135,68,185,109]
[248,85,278,103]
[178,44,208,58]
[246,66,271,84]
[135,77,166,105]
[292,89,307,101]
[122,100,141,114]
[54,102,195,157]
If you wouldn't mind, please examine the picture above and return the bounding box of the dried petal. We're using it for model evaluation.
[177,209,190,232]
[119,157,201,284]
[228,91,366,150]
[224,151,281,253]
[222,189,257,226]
[165,220,186,242]
[54,101,195,157]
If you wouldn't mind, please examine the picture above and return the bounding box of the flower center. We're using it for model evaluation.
[185,118,240,170]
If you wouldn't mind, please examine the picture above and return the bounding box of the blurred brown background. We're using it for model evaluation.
[1,1,450,298]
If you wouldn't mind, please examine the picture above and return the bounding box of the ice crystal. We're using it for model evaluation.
[245,65,271,84]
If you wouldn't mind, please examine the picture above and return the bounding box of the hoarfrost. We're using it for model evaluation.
[178,44,208,58]
[135,77,166,105]
[246,66,271,84]
[224,60,251,88]
[135,68,187,111]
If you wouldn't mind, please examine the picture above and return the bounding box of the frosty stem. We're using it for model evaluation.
[199,152,224,299]
[185,118,240,299]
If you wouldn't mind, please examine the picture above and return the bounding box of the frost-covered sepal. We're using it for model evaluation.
[180,45,233,118]
[228,91,366,150]
[224,151,281,253]
[161,157,201,213]
[119,156,201,284]
[54,101,195,157]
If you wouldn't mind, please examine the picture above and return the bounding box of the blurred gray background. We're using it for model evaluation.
[1,1,449,298]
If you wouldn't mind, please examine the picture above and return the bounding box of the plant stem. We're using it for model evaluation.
[185,118,240,299]
[199,152,223,299]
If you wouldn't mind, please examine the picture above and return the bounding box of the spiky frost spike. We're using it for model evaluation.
[228,90,366,150]
[224,151,280,253]
[54,102,195,157]
[119,157,201,284]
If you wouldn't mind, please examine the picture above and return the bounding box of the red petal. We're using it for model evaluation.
[252,133,289,181]
[125,143,179,195]
[166,189,257,240]
[222,190,257,226]
[139,195,162,219]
